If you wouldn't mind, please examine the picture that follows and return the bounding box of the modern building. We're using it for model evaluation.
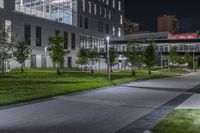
[111,32,200,68]
[157,14,180,34]
[0,0,124,71]
[124,17,140,35]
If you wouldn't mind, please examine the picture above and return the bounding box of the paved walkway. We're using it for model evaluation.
[0,72,200,133]
[177,94,200,109]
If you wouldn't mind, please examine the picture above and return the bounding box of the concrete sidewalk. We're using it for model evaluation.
[0,72,200,133]
[177,94,200,109]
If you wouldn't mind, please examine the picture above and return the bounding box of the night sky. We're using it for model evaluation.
[124,0,200,33]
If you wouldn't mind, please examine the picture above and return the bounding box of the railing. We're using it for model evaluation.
[15,4,51,20]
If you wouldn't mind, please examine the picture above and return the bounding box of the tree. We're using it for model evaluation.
[88,49,100,73]
[76,49,89,71]
[125,40,140,76]
[109,48,118,72]
[184,53,193,69]
[166,47,178,71]
[0,25,14,77]
[171,18,180,34]
[144,42,156,75]
[48,35,68,75]
[13,38,31,73]
[176,55,186,69]
[136,53,144,70]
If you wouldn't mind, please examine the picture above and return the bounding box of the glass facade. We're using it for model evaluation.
[80,35,105,53]
[15,0,77,25]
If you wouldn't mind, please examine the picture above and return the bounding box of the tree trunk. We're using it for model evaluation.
[149,69,152,75]
[21,63,24,73]
[171,64,173,72]
[1,58,4,76]
[57,68,59,74]
[131,64,135,76]
[90,60,94,73]
[91,68,94,73]
[80,65,82,71]
[111,66,113,73]
[56,63,60,75]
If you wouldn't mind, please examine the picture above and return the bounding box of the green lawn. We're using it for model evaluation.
[152,109,200,133]
[0,69,181,107]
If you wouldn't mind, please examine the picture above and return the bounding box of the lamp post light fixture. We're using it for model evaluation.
[44,46,48,56]
[106,36,111,82]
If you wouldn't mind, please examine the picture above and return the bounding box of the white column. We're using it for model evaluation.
[20,0,23,6]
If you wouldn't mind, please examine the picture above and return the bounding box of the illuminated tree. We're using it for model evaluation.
[76,49,89,71]
[48,35,69,75]
[144,42,156,75]
[0,25,13,76]
[13,38,31,73]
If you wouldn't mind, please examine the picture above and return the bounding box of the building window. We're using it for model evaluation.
[71,33,75,50]
[88,1,92,14]
[101,22,104,33]
[100,6,102,16]
[118,1,121,11]
[118,27,121,37]
[24,24,31,45]
[112,26,116,36]
[0,0,3,8]
[80,35,84,48]
[68,57,72,68]
[31,55,36,68]
[36,26,42,46]
[80,15,83,28]
[64,32,68,49]
[112,0,115,8]
[108,10,111,20]
[120,15,123,25]
[94,4,97,15]
[55,30,60,36]
[82,0,85,11]
[98,21,101,33]
[104,8,107,19]
[85,17,88,29]
[106,24,109,34]
[106,0,109,5]
[5,20,11,42]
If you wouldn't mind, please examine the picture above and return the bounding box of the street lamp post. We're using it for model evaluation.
[160,46,164,71]
[193,50,195,72]
[44,46,48,68]
[106,37,111,82]
[192,45,196,72]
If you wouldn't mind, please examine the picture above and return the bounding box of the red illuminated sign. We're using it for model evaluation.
[172,33,199,39]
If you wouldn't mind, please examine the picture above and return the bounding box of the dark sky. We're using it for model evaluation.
[124,0,200,33]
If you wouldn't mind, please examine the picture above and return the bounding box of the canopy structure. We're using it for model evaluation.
[15,0,77,25]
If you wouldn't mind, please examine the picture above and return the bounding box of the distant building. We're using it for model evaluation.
[124,18,140,35]
[157,15,180,34]
[111,32,200,67]
[125,32,199,41]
